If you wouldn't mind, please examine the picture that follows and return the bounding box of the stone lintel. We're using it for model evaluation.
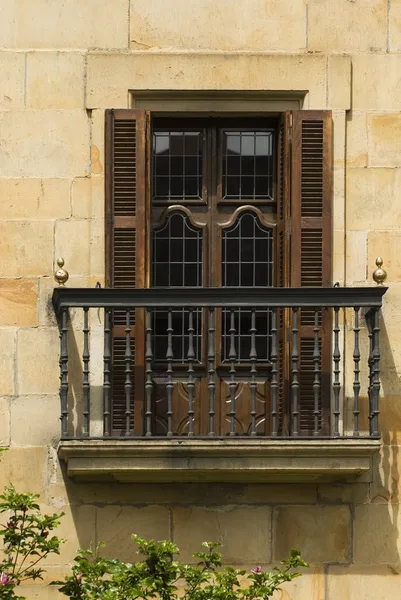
[58,439,380,483]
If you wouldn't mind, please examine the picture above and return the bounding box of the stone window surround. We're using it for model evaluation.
[58,53,359,483]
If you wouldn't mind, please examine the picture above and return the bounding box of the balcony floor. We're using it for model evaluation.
[58,438,380,483]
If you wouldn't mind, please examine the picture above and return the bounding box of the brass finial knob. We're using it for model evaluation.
[54,257,69,286]
[373,256,387,286]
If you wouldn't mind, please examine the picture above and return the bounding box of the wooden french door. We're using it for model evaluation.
[150,117,278,436]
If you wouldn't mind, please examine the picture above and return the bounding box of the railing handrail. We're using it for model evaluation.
[52,286,387,313]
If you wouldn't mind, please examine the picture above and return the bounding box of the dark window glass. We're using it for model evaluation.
[222,130,274,200]
[153,131,203,202]
[152,212,203,362]
[221,211,273,362]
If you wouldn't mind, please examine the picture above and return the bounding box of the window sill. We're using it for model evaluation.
[57,439,380,483]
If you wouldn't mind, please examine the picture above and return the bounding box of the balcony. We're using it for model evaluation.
[52,286,386,483]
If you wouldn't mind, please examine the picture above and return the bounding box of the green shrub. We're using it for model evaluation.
[55,535,309,600]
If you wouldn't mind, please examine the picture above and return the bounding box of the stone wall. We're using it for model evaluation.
[1,1,401,598]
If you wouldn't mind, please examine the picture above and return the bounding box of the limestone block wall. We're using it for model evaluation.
[0,1,401,598]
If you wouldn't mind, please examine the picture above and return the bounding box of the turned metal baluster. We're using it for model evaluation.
[103,308,112,437]
[187,309,195,437]
[333,307,341,437]
[291,308,300,437]
[145,310,153,437]
[367,312,374,432]
[124,309,132,436]
[59,308,69,438]
[249,309,257,437]
[208,308,216,437]
[166,309,174,437]
[228,310,237,436]
[313,309,321,436]
[270,308,278,437]
[82,307,90,437]
[353,307,361,437]
[371,308,381,437]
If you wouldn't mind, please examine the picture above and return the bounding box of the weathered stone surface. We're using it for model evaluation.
[273,506,351,563]
[346,112,368,167]
[0,279,38,326]
[0,447,47,496]
[389,0,401,51]
[55,219,91,276]
[352,54,401,110]
[308,0,387,52]
[368,113,401,167]
[0,329,16,396]
[346,168,400,230]
[174,506,271,564]
[130,0,306,51]
[10,395,59,446]
[317,483,370,505]
[86,53,327,109]
[271,567,324,600]
[354,504,401,563]
[0,221,53,277]
[17,328,59,394]
[71,178,92,219]
[96,506,170,560]
[0,52,25,108]
[0,110,89,177]
[40,503,96,565]
[346,230,367,283]
[0,178,71,219]
[90,110,105,178]
[327,565,401,600]
[27,52,85,109]
[0,0,129,49]
[328,56,351,110]
[0,398,10,447]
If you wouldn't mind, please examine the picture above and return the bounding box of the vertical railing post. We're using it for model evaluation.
[333,307,341,437]
[270,308,278,437]
[145,309,153,437]
[82,307,90,437]
[187,309,195,437]
[103,308,112,437]
[371,308,381,437]
[249,309,257,437]
[313,309,321,436]
[124,309,132,437]
[166,309,174,437]
[228,309,237,437]
[207,308,216,437]
[291,307,300,437]
[353,307,361,437]
[59,308,69,439]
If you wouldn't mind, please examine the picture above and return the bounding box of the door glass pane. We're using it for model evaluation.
[152,211,203,362]
[153,131,203,202]
[221,211,273,362]
[222,130,274,200]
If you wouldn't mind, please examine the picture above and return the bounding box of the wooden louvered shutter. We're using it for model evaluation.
[290,110,332,434]
[276,112,291,435]
[105,109,150,435]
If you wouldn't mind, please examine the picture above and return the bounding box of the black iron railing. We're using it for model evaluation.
[52,287,386,441]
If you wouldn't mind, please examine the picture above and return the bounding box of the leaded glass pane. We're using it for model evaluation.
[152,212,203,362]
[222,130,274,200]
[153,131,203,202]
[221,211,273,362]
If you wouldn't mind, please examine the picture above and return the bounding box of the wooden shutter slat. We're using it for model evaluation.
[290,110,332,435]
[105,109,149,436]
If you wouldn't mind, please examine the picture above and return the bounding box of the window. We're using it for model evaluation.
[105,109,332,436]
